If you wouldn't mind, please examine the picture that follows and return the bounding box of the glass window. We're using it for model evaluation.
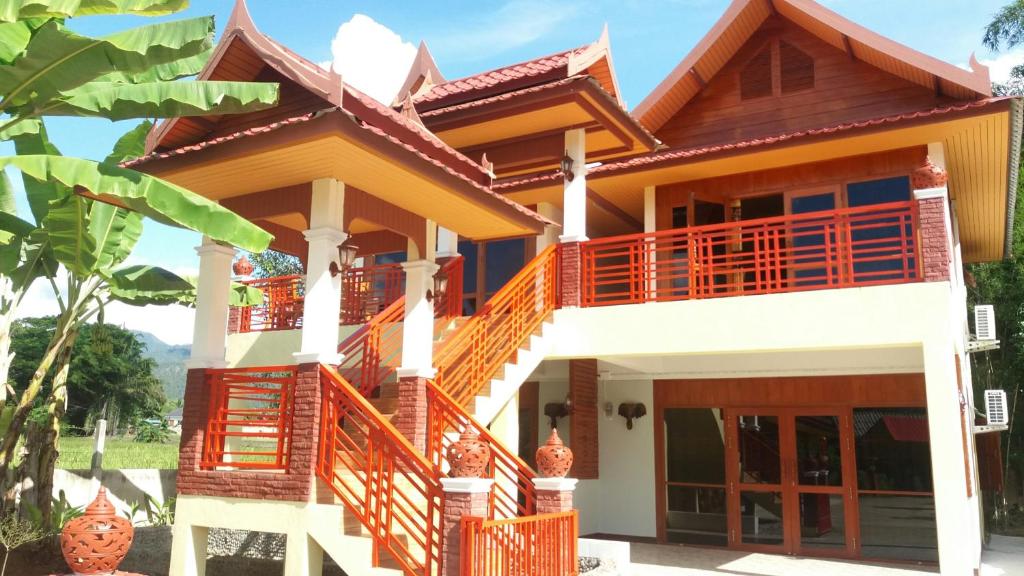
[458,240,478,315]
[664,408,727,547]
[740,491,784,545]
[800,495,846,550]
[859,494,937,562]
[484,239,525,298]
[795,415,842,487]
[738,415,781,485]
[374,251,405,265]
[667,486,727,546]
[847,176,911,207]
[846,177,914,282]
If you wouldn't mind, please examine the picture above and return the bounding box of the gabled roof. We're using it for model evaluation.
[412,25,623,112]
[393,41,446,106]
[634,0,992,132]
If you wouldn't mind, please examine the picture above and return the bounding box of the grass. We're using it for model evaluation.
[56,436,179,470]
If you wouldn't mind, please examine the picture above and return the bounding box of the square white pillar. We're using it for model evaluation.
[437,226,459,258]
[643,185,657,298]
[397,259,440,378]
[559,128,588,243]
[187,238,235,369]
[536,202,563,254]
[295,178,346,365]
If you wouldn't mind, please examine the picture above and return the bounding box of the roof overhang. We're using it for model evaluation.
[128,108,548,241]
[634,0,992,132]
[421,77,657,177]
[499,99,1018,263]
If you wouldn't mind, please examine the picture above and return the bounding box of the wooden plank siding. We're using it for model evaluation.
[654,15,958,150]
[653,374,927,409]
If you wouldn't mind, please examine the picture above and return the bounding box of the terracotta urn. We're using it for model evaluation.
[910,157,948,190]
[536,428,574,478]
[232,255,254,277]
[447,430,491,478]
[60,488,134,575]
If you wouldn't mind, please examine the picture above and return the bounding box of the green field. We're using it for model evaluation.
[56,436,179,469]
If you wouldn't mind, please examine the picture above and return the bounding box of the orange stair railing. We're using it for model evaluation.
[461,511,579,576]
[341,262,405,325]
[433,246,559,407]
[318,364,444,576]
[237,275,304,332]
[425,380,536,519]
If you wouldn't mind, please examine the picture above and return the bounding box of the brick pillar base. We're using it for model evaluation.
[289,362,323,483]
[559,242,581,308]
[178,369,211,474]
[226,305,241,334]
[533,477,578,514]
[440,478,493,576]
[915,191,951,282]
[394,376,429,453]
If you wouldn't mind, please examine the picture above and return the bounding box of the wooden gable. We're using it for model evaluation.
[654,15,958,150]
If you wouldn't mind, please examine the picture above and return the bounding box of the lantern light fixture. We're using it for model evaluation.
[425,271,450,303]
[329,240,359,277]
[560,151,575,182]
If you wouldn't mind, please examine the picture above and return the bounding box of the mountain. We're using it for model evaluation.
[135,331,190,400]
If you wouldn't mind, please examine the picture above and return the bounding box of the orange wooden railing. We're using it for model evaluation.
[201,366,298,471]
[341,262,405,325]
[237,275,304,332]
[318,364,444,576]
[433,246,559,407]
[425,380,536,519]
[580,201,921,307]
[435,256,465,320]
[461,511,579,576]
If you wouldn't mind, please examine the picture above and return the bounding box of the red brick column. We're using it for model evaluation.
[226,306,241,334]
[533,478,578,515]
[440,478,493,576]
[176,363,322,502]
[394,376,429,453]
[915,193,951,282]
[559,242,582,308]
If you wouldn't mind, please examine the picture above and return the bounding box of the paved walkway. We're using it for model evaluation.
[629,544,937,576]
[980,535,1024,576]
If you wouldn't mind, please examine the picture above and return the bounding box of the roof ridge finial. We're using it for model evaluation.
[598,22,610,47]
[226,0,257,32]
[399,92,424,126]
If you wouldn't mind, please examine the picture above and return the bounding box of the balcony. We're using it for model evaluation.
[233,257,463,334]
[579,201,921,307]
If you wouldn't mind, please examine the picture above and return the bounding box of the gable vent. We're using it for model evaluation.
[985,389,1009,426]
[780,41,814,93]
[740,45,773,100]
[975,305,996,341]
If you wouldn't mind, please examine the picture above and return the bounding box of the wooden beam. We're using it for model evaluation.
[934,74,943,97]
[842,34,856,61]
[689,67,707,89]
[765,0,777,15]
[587,187,643,230]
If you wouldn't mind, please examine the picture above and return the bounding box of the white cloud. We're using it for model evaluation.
[975,48,1024,84]
[431,0,582,62]
[321,14,417,105]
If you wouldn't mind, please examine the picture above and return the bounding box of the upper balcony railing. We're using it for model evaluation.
[234,257,464,333]
[580,201,921,307]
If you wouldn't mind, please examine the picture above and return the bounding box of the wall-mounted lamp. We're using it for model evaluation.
[544,395,574,429]
[425,271,449,303]
[603,401,614,419]
[560,151,575,182]
[329,240,359,277]
[617,402,647,430]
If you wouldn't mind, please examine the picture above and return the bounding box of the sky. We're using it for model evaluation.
[8,0,1022,344]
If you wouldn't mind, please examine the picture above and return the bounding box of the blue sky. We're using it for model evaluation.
[8,0,1019,342]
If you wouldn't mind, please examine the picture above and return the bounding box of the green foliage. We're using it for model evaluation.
[0,511,45,576]
[9,317,166,428]
[120,492,174,526]
[246,249,303,278]
[985,0,1024,50]
[133,419,170,443]
[22,489,82,536]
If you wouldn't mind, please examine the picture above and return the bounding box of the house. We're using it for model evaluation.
[126,1,1020,575]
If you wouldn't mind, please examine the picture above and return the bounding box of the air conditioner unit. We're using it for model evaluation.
[975,305,996,341]
[985,389,1009,426]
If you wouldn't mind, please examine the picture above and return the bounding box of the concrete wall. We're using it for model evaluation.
[54,469,177,524]
[226,325,360,367]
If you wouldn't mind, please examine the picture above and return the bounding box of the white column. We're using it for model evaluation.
[397,259,440,378]
[168,523,208,576]
[490,393,520,455]
[536,202,563,254]
[284,532,323,576]
[559,128,588,243]
[187,238,235,369]
[922,337,979,575]
[294,178,346,365]
[644,185,657,298]
[437,226,459,258]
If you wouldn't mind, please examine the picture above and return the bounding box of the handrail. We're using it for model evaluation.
[341,262,405,325]
[433,245,559,407]
[581,200,920,307]
[425,380,536,519]
[201,365,299,471]
[318,364,443,576]
[461,511,579,576]
[237,275,305,333]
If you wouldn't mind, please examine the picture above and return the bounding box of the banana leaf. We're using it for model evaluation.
[0,116,40,140]
[48,80,279,120]
[42,194,96,275]
[0,17,213,110]
[0,20,31,63]
[89,201,141,271]
[0,0,188,22]
[103,119,149,164]
[0,169,14,214]
[93,47,210,84]
[106,263,192,305]
[0,154,273,252]
[11,123,66,225]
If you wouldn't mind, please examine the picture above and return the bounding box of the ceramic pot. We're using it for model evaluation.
[60,487,134,575]
[536,428,574,478]
[447,430,491,478]
[232,255,254,276]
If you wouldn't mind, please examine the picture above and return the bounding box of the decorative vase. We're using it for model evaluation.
[447,429,491,478]
[60,487,134,576]
[536,428,574,478]
[232,255,254,277]
[910,157,948,190]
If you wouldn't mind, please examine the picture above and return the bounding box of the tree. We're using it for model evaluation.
[0,1,280,523]
[247,249,303,278]
[985,1,1024,51]
[9,317,166,432]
